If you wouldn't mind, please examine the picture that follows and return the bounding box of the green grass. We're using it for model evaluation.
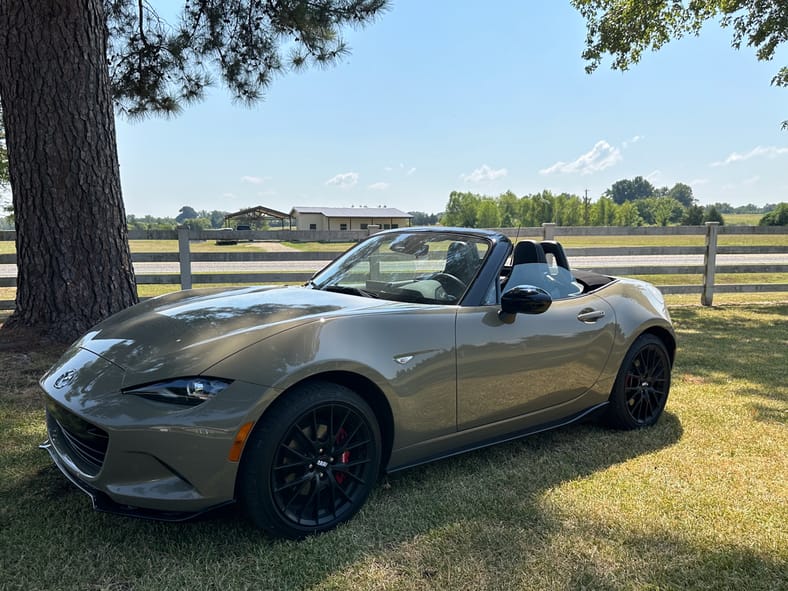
[553,233,788,247]
[127,240,304,253]
[1,304,786,590]
[282,241,356,252]
[724,213,764,226]
[627,273,788,286]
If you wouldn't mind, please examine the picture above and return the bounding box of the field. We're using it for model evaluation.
[0,302,786,590]
[723,213,764,225]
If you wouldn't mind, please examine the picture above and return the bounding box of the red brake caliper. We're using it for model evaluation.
[335,427,350,484]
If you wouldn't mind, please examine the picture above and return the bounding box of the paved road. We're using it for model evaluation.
[2,253,787,278]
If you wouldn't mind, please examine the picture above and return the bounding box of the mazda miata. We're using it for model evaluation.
[40,227,675,538]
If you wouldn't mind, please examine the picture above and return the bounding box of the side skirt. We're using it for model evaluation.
[386,402,609,473]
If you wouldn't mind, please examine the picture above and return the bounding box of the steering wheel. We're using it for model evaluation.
[429,272,466,298]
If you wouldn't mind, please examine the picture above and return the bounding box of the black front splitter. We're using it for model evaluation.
[39,440,234,522]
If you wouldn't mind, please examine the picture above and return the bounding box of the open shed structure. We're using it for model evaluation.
[223,205,294,229]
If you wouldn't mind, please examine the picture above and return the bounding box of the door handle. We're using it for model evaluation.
[577,309,605,323]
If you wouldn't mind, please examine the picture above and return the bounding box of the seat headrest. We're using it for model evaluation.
[512,240,547,265]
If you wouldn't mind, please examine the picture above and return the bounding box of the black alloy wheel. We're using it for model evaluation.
[606,334,671,429]
[239,381,381,538]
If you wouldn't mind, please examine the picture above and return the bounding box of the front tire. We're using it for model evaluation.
[604,334,671,429]
[239,381,381,539]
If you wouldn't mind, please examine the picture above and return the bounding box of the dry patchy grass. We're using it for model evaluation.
[0,304,786,590]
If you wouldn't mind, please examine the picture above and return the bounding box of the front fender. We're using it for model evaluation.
[206,308,459,452]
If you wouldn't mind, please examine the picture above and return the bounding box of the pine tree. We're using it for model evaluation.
[0,0,387,340]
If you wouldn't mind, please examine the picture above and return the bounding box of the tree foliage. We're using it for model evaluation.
[667,182,694,207]
[106,0,388,117]
[476,198,501,228]
[0,0,387,340]
[409,211,441,226]
[606,176,655,205]
[682,204,705,225]
[440,177,712,229]
[759,202,788,225]
[175,205,198,223]
[572,0,787,128]
[704,205,725,225]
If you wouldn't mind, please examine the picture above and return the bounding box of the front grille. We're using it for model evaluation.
[46,399,109,476]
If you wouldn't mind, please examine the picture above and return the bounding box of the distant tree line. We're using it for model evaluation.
[127,206,230,231]
[707,202,781,215]
[438,177,786,228]
[408,211,441,226]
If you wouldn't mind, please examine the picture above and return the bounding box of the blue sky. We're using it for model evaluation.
[115,1,788,217]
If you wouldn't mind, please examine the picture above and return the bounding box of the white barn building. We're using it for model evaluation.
[290,207,413,231]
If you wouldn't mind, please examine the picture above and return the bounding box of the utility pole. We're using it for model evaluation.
[583,189,590,225]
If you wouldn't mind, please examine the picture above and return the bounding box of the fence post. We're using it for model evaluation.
[177,226,192,290]
[542,223,556,241]
[701,222,719,306]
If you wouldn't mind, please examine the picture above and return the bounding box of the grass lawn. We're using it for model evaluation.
[0,303,786,590]
[724,213,764,226]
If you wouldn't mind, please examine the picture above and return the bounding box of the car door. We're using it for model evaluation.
[455,293,616,430]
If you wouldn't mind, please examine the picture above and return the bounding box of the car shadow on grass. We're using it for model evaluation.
[4,411,784,589]
[4,411,690,590]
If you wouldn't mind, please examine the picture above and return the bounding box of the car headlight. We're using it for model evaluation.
[123,378,232,406]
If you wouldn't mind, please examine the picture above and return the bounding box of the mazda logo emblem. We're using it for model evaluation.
[54,370,78,389]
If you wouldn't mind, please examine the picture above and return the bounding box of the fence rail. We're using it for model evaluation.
[1,223,787,311]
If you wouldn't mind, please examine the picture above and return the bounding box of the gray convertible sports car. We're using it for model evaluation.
[40,227,675,538]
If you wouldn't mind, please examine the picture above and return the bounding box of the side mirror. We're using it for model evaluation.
[500,285,552,317]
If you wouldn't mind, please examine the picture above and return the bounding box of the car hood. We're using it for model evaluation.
[73,285,388,385]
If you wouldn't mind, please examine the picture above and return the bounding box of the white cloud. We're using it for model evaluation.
[742,175,761,185]
[325,172,359,189]
[241,175,269,184]
[689,178,710,186]
[368,182,390,190]
[461,164,508,183]
[539,140,622,175]
[623,135,643,148]
[645,169,661,182]
[384,164,416,176]
[221,192,237,199]
[711,145,788,166]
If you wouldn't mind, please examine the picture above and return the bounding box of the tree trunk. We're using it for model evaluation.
[0,0,137,342]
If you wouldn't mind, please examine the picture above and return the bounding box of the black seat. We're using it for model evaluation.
[512,240,547,266]
[540,241,570,270]
[503,241,549,293]
[443,241,480,284]
[540,240,583,298]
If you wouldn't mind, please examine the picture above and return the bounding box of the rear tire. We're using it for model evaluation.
[604,334,671,430]
[239,381,381,539]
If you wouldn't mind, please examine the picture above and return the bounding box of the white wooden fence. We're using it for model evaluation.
[1,222,787,311]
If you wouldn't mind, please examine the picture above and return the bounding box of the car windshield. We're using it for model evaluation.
[309,231,491,304]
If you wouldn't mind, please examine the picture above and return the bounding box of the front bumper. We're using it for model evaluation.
[40,439,232,521]
[39,346,280,519]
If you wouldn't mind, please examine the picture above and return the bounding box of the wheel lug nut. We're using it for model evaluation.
[308,464,313,469]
